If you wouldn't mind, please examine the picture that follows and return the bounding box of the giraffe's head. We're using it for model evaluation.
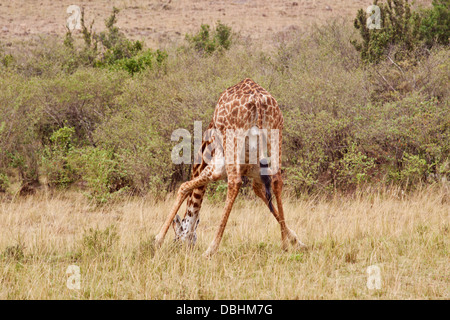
[172,214,200,246]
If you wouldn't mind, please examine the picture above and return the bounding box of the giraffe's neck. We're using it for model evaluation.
[184,122,215,219]
[184,168,206,218]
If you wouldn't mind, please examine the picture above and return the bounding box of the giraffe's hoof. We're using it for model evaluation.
[154,235,164,248]
[202,251,212,259]
[203,247,217,258]
[293,240,308,251]
[202,252,212,259]
[286,228,307,250]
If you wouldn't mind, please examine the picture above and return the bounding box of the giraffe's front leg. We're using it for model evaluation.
[155,190,189,247]
[203,173,242,258]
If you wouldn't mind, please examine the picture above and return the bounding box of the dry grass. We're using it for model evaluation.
[0,185,448,299]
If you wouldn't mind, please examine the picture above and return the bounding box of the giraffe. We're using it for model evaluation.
[154,78,306,257]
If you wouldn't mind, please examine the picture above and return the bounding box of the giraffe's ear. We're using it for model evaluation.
[194,218,200,231]
[172,214,182,231]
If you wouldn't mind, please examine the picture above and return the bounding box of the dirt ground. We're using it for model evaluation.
[0,0,432,48]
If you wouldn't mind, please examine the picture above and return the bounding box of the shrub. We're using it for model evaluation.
[365,46,449,102]
[93,95,175,196]
[1,53,14,68]
[35,68,127,145]
[111,49,168,75]
[63,7,167,75]
[1,243,25,262]
[335,143,376,189]
[41,126,78,187]
[351,0,421,63]
[283,110,354,194]
[352,0,450,64]
[206,180,228,203]
[0,73,42,188]
[215,21,233,50]
[185,21,233,55]
[41,125,132,200]
[399,153,430,187]
[69,147,131,204]
[0,15,448,199]
[94,8,144,66]
[417,0,450,48]
[0,172,9,193]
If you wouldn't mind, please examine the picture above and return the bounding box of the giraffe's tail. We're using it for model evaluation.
[254,98,274,213]
[260,158,274,213]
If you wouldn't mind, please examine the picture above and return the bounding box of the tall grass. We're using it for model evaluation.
[0,185,448,299]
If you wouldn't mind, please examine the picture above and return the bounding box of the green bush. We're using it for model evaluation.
[41,126,132,201]
[93,8,144,67]
[0,172,9,193]
[1,53,14,68]
[7,36,82,77]
[41,126,78,187]
[69,147,131,204]
[111,49,168,75]
[336,143,376,189]
[418,0,450,48]
[0,73,42,187]
[0,15,448,199]
[185,21,233,55]
[62,7,167,75]
[352,0,421,63]
[351,0,450,64]
[36,69,127,145]
[399,153,430,187]
[206,180,228,203]
[93,87,176,196]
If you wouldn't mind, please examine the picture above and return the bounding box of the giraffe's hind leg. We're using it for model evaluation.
[252,180,280,221]
[252,179,296,250]
[271,173,306,250]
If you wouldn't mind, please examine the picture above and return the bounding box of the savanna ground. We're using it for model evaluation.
[0,185,448,299]
[1,0,427,48]
[0,0,449,300]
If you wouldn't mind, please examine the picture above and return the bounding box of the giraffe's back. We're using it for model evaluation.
[212,78,283,132]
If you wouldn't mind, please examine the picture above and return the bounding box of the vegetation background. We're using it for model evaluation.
[0,0,448,299]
